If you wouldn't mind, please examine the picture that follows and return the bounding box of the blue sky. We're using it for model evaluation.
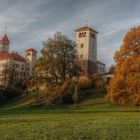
[0,0,140,68]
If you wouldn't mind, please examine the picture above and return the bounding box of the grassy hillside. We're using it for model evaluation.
[0,93,140,140]
[0,92,139,111]
[0,93,35,110]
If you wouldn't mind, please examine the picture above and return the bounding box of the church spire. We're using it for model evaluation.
[0,33,10,45]
[0,31,10,53]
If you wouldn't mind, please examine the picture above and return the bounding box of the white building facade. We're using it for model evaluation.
[0,34,37,85]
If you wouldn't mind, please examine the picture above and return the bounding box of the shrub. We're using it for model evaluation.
[0,86,21,100]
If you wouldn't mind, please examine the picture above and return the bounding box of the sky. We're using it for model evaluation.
[0,0,140,69]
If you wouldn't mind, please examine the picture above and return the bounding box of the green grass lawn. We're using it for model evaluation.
[0,109,140,140]
[0,94,140,140]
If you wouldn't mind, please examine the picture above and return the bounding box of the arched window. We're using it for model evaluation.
[79,33,82,37]
[84,32,86,37]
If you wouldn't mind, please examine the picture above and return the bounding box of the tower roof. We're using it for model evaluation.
[25,48,37,53]
[0,34,10,45]
[75,26,98,33]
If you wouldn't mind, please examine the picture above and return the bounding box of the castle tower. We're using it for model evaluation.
[25,48,37,77]
[75,26,98,75]
[0,34,10,53]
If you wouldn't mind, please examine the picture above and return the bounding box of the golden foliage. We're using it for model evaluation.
[79,77,93,89]
[108,25,140,105]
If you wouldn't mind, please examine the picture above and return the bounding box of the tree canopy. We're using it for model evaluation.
[107,65,115,74]
[108,25,140,105]
[35,32,80,84]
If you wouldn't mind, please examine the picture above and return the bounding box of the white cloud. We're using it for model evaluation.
[100,18,140,37]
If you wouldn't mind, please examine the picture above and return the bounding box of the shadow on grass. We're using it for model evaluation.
[0,107,140,116]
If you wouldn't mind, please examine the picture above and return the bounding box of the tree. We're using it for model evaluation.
[108,25,140,105]
[0,62,24,101]
[107,65,115,74]
[2,62,15,88]
[35,32,79,84]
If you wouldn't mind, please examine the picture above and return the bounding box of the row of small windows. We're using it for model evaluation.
[79,32,86,37]
[0,78,17,83]
[0,71,25,77]
[78,32,96,39]
[14,71,25,77]
[12,63,25,69]
[0,63,25,69]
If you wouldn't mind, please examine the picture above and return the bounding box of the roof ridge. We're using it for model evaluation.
[0,52,26,62]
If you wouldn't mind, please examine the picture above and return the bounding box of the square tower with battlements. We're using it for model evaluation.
[75,26,98,75]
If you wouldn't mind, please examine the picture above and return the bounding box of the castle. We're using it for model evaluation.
[0,33,37,85]
[0,26,105,85]
[75,26,105,75]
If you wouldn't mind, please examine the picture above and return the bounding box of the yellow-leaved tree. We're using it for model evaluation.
[108,26,140,105]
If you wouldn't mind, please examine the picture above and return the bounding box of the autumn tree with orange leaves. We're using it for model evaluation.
[108,26,140,105]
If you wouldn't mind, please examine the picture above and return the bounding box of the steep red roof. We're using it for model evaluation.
[0,34,10,45]
[25,48,37,53]
[0,52,26,62]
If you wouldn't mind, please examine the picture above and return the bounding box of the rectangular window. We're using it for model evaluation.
[80,54,83,59]
[79,33,82,37]
[91,33,95,39]
[81,43,84,48]
[26,53,31,56]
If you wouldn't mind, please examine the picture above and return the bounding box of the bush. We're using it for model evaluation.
[91,75,107,93]
[0,86,22,101]
[79,77,93,90]
[33,75,107,107]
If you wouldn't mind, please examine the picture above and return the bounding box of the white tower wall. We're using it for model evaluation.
[75,26,97,74]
